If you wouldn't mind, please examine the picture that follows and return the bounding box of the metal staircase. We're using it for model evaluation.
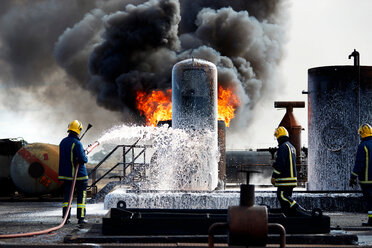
[88,138,152,199]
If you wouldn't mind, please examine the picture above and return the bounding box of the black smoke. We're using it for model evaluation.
[0,0,289,135]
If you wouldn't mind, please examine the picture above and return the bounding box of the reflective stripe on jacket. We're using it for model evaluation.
[58,133,88,181]
[272,140,297,187]
[352,136,372,184]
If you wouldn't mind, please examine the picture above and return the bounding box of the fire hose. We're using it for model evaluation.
[0,163,80,239]
[0,123,97,239]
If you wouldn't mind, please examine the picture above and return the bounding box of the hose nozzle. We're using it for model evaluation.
[86,141,100,154]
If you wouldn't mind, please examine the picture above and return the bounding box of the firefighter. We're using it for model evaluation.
[271,126,310,217]
[350,123,372,226]
[58,120,88,225]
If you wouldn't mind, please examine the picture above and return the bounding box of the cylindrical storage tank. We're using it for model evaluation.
[172,58,218,131]
[172,58,218,190]
[10,143,62,195]
[307,66,372,191]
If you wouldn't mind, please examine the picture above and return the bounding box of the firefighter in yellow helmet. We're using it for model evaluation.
[272,126,310,217]
[58,120,88,225]
[350,123,372,226]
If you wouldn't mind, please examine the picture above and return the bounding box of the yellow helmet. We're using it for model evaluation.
[274,126,289,139]
[358,123,372,138]
[68,120,83,135]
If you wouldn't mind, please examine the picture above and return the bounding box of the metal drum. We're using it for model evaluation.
[307,66,372,190]
[228,205,268,246]
[10,143,62,195]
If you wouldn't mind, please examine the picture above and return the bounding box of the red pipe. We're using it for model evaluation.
[0,164,80,239]
[268,223,286,248]
[208,222,228,248]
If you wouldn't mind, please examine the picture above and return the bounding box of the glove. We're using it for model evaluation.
[349,178,357,187]
[271,178,276,186]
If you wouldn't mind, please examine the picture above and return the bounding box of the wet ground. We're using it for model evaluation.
[0,201,371,247]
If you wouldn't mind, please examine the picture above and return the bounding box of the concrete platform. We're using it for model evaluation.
[104,188,366,212]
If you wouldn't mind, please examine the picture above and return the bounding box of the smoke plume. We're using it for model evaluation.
[0,0,289,141]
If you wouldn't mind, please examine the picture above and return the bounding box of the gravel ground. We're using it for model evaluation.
[0,202,106,245]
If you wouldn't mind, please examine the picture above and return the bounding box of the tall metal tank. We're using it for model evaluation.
[307,65,372,191]
[172,58,218,132]
[10,143,62,195]
[172,58,218,190]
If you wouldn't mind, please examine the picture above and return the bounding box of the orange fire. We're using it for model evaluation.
[136,89,172,126]
[217,86,241,127]
[136,86,240,127]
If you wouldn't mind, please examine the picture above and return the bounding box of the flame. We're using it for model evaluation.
[136,89,172,126]
[217,86,241,127]
[136,86,240,127]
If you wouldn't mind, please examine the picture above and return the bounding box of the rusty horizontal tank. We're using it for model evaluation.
[10,143,62,195]
[307,65,372,190]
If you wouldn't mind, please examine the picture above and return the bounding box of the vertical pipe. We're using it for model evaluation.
[349,49,361,128]
[131,148,134,172]
[144,147,146,169]
[240,184,255,207]
[123,146,126,178]
[218,120,226,188]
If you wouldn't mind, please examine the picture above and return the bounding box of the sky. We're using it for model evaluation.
[1,0,372,149]
[234,0,372,149]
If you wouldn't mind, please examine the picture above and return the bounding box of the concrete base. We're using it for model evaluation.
[104,188,366,212]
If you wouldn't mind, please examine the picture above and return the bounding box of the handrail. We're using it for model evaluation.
[90,162,124,188]
[88,138,152,191]
[88,138,141,177]
[132,148,146,164]
[88,145,123,176]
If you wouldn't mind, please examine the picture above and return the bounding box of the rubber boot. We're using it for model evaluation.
[78,219,88,225]
[362,218,372,227]
[290,204,312,217]
[62,207,71,224]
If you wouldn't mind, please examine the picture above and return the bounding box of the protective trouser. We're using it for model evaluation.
[277,186,297,215]
[361,184,372,222]
[62,180,88,220]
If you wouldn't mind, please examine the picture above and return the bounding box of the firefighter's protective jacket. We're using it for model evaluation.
[272,139,297,187]
[351,136,372,184]
[58,132,88,181]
